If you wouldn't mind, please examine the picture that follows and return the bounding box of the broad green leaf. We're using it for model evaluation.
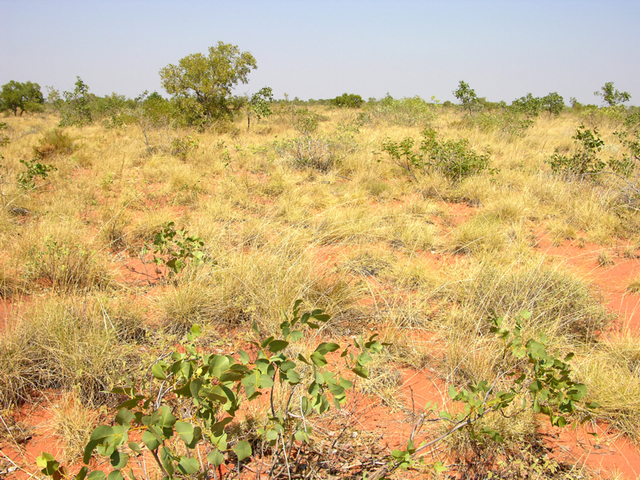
[87,472,106,480]
[175,421,195,445]
[151,363,167,380]
[83,440,98,465]
[153,406,177,428]
[110,450,128,469]
[352,365,368,378]
[234,441,252,461]
[268,340,289,353]
[75,466,88,480]
[207,449,224,467]
[212,355,230,378]
[128,442,141,454]
[310,352,327,367]
[90,425,114,442]
[142,429,161,450]
[177,457,200,474]
[315,342,340,354]
[115,408,134,427]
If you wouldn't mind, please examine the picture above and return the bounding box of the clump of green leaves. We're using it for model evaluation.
[144,221,205,277]
[453,80,482,115]
[382,128,493,182]
[36,302,384,480]
[331,93,364,108]
[59,77,93,127]
[594,81,631,107]
[547,124,633,180]
[247,86,274,131]
[16,159,57,190]
[381,311,596,478]
[170,135,199,160]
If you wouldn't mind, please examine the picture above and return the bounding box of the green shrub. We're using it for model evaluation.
[331,93,364,108]
[547,124,633,180]
[382,128,492,182]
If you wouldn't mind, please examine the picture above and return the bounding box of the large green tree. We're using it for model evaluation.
[159,42,257,125]
[0,80,44,115]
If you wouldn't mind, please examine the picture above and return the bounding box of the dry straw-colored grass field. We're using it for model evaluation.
[1,99,640,478]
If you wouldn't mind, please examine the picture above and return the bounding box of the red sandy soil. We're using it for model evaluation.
[535,234,640,331]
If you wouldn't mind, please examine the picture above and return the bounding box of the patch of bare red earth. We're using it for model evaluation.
[535,234,640,478]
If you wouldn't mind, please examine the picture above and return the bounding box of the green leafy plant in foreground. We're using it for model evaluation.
[36,301,384,480]
[380,311,596,478]
[36,307,596,479]
[17,158,57,190]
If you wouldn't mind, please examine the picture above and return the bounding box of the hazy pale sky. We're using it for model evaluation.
[1,0,638,104]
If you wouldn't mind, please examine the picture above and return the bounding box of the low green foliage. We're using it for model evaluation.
[170,135,199,160]
[384,311,595,477]
[548,124,634,180]
[382,128,493,182]
[144,221,205,277]
[16,159,57,190]
[36,302,384,480]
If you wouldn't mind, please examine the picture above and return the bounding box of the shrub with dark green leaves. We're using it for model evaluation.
[331,93,364,108]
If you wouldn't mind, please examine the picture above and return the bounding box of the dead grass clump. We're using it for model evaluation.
[438,261,610,346]
[33,128,76,159]
[24,238,111,292]
[574,335,640,440]
[0,297,133,407]
[51,393,100,462]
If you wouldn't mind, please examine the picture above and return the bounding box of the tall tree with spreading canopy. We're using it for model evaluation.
[0,81,44,116]
[159,42,257,126]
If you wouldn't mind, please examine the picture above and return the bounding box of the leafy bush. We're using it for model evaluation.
[330,93,364,108]
[368,95,437,126]
[159,42,257,126]
[16,159,57,190]
[247,86,274,131]
[382,128,492,182]
[26,238,110,292]
[0,80,44,116]
[453,80,482,115]
[144,221,206,277]
[35,306,596,479]
[547,124,633,180]
[37,303,384,479]
[59,77,93,127]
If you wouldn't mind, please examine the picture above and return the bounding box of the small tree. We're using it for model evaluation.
[159,42,257,126]
[59,77,93,126]
[453,80,481,115]
[0,81,44,116]
[511,93,542,118]
[247,86,273,131]
[541,92,564,116]
[595,82,631,107]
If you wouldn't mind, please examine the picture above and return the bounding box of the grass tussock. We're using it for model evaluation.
[0,297,136,407]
